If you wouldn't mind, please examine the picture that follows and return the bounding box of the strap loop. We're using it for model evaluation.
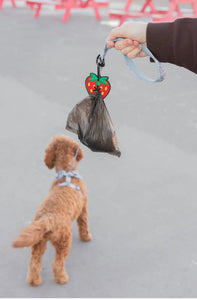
[99,37,165,83]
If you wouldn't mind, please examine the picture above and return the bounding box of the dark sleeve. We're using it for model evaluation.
[147,18,197,74]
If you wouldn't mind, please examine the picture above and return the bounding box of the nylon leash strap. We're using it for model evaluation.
[98,38,165,83]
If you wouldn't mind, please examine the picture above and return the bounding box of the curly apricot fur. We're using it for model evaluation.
[13,135,91,286]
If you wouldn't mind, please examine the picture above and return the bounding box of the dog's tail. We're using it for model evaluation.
[12,219,51,248]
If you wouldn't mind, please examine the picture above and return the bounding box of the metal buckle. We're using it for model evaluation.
[96,54,105,67]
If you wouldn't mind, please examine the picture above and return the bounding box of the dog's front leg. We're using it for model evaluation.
[77,205,92,242]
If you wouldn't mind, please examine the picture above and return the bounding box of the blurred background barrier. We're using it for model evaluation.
[109,0,197,24]
[1,0,197,23]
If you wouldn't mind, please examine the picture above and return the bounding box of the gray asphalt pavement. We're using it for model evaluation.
[1,1,197,297]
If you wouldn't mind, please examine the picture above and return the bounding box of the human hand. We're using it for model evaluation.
[107,22,148,58]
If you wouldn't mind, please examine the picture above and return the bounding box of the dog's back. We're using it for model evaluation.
[13,182,85,248]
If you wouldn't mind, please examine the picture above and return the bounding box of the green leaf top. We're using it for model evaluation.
[90,73,98,82]
[99,78,107,85]
[89,74,109,86]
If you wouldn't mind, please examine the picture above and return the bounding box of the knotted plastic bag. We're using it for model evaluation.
[66,90,121,157]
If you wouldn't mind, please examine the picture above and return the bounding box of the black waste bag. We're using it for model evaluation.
[66,90,121,157]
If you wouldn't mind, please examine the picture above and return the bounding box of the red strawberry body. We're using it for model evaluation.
[85,73,111,99]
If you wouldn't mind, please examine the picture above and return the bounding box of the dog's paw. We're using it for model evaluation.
[80,233,92,242]
[27,275,42,286]
[54,274,69,285]
[52,262,69,284]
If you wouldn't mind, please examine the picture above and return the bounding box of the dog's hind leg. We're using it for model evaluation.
[77,206,92,242]
[27,240,47,286]
[51,224,72,285]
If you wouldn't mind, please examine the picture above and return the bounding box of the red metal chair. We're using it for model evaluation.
[153,0,197,21]
[26,0,109,22]
[108,0,197,25]
[109,0,163,26]
[0,0,16,9]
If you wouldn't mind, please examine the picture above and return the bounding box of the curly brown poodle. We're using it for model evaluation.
[12,134,92,286]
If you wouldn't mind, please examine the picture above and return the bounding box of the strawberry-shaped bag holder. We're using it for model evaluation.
[66,38,164,157]
[66,55,121,157]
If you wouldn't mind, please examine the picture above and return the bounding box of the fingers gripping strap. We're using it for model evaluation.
[100,38,165,83]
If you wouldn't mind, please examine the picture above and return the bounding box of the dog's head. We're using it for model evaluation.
[44,135,83,171]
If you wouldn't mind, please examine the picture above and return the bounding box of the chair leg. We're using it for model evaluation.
[124,0,132,12]
[62,0,73,23]
[92,0,101,20]
[29,4,35,9]
[34,3,41,17]
[119,15,128,26]
[62,7,71,22]
[153,0,177,21]
[141,0,156,13]
[11,0,16,7]
[0,0,3,10]
[191,0,197,16]
[118,0,132,26]
[149,0,157,13]
[175,3,183,17]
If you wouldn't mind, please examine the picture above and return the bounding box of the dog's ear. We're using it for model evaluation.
[76,146,83,162]
[44,138,56,169]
